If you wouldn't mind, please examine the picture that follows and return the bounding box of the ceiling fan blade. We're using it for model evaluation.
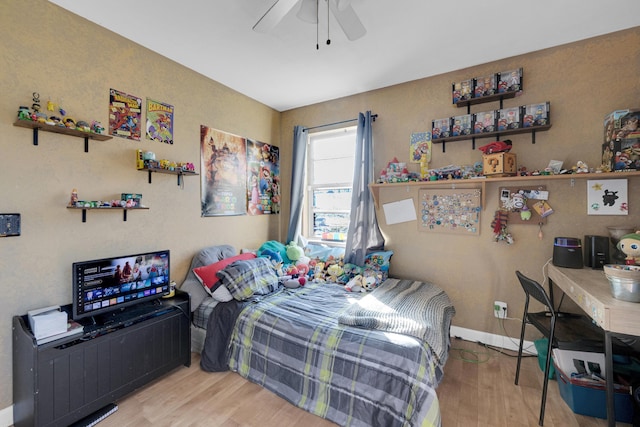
[329,1,366,41]
[253,0,300,33]
[334,0,351,11]
[297,0,317,23]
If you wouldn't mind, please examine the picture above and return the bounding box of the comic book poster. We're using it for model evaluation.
[200,126,247,216]
[108,88,142,140]
[246,139,280,215]
[146,99,174,144]
[410,131,431,163]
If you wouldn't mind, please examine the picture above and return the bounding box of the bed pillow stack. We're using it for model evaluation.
[216,257,280,301]
[193,253,256,301]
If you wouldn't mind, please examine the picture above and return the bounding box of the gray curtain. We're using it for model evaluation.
[286,125,307,244]
[344,111,385,265]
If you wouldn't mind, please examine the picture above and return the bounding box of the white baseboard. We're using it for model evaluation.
[0,405,12,427]
[451,325,538,356]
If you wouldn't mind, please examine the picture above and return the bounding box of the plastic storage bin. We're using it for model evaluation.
[555,364,633,423]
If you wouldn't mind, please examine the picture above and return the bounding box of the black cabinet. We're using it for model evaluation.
[12,292,190,427]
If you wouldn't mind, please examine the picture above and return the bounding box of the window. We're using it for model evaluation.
[304,126,356,245]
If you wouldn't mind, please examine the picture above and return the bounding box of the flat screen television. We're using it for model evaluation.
[72,249,170,320]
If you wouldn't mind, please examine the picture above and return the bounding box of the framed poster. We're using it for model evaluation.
[419,188,481,235]
[108,88,142,140]
[587,179,628,215]
[246,139,280,215]
[146,99,174,144]
[409,132,431,163]
[200,126,247,216]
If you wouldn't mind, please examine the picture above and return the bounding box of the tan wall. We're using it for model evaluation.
[281,28,640,346]
[0,0,281,410]
[1,0,639,416]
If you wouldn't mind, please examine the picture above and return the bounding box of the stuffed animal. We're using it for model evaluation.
[282,276,306,289]
[618,231,640,265]
[327,264,343,283]
[260,249,284,276]
[286,241,304,262]
[345,275,366,292]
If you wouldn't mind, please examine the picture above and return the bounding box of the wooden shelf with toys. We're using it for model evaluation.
[139,167,199,187]
[432,124,552,153]
[368,170,640,210]
[13,119,111,152]
[67,206,149,223]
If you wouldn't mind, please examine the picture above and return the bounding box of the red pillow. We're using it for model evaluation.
[193,253,256,293]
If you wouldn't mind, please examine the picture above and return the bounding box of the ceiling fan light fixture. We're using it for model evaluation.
[297,0,318,23]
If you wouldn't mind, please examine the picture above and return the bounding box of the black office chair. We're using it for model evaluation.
[514,270,558,426]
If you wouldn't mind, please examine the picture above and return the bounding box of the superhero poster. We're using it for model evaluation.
[246,139,280,215]
[108,88,142,140]
[200,126,247,216]
[146,99,174,144]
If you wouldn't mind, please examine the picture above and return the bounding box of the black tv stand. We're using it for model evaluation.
[12,291,190,427]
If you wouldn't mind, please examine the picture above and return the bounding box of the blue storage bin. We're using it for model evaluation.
[556,363,633,423]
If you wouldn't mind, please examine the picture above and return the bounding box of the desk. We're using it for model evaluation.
[548,264,640,427]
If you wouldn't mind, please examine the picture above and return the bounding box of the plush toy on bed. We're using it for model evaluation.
[345,275,366,292]
[286,241,304,262]
[327,264,344,283]
[260,249,285,276]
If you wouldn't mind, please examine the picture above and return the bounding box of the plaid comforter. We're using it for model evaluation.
[227,280,453,427]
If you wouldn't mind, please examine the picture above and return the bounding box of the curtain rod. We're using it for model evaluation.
[303,113,378,132]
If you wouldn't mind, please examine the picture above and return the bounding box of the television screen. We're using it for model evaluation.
[72,249,170,320]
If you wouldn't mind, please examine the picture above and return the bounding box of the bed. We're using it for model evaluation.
[180,245,456,427]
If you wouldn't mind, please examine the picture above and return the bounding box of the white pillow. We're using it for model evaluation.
[211,285,233,302]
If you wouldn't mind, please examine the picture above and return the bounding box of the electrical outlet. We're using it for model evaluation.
[494,301,507,319]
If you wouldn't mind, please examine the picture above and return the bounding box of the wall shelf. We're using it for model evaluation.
[14,119,112,152]
[67,206,149,222]
[139,167,199,187]
[432,124,551,152]
[455,91,518,111]
[369,171,640,209]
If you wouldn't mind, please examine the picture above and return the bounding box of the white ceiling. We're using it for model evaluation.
[50,0,640,112]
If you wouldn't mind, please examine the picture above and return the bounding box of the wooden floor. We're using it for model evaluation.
[97,338,631,427]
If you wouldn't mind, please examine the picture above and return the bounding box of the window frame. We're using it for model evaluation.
[303,126,357,246]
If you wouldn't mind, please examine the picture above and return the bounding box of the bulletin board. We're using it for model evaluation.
[419,188,481,235]
[499,186,549,224]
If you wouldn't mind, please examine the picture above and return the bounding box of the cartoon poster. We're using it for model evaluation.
[146,99,174,144]
[410,132,431,163]
[108,88,142,140]
[246,139,280,215]
[587,179,628,215]
[200,126,247,216]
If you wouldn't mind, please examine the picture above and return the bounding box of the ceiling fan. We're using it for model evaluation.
[253,0,366,42]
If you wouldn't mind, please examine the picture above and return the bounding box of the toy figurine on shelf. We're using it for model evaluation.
[91,120,105,134]
[69,189,78,207]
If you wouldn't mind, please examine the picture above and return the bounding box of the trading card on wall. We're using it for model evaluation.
[410,132,432,163]
[497,107,521,131]
[146,99,174,144]
[451,114,472,136]
[473,110,496,134]
[473,74,497,98]
[109,88,142,140]
[497,68,523,93]
[522,102,550,127]
[452,79,473,104]
[432,118,451,139]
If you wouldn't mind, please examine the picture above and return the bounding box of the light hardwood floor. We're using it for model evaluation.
[96,338,631,427]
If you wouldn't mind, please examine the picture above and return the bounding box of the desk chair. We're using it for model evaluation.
[514,270,559,426]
